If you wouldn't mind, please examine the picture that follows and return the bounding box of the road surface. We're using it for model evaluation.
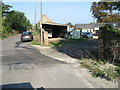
[1,35,93,88]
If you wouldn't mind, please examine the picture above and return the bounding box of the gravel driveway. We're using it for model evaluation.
[53,39,98,59]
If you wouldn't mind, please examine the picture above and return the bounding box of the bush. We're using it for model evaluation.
[99,24,120,65]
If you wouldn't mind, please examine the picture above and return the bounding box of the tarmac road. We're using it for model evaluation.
[1,34,93,88]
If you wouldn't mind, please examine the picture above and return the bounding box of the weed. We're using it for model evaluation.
[92,70,104,77]
[80,58,120,81]
[31,40,41,45]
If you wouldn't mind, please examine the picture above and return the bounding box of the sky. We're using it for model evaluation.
[3,1,95,25]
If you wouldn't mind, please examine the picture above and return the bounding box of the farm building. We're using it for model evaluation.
[39,15,67,38]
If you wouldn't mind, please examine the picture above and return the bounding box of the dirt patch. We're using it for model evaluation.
[10,62,36,70]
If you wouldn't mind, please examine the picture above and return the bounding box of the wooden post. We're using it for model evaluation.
[44,31,48,45]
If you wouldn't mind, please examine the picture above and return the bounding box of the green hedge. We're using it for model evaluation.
[99,24,120,64]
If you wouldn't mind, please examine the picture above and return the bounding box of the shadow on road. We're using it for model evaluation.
[1,82,34,90]
[1,82,45,90]
[15,41,22,48]
[15,41,33,50]
[52,39,98,59]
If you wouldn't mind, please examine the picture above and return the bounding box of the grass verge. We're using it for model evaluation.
[47,38,86,46]
[79,58,120,81]
[31,40,41,45]
[31,38,86,47]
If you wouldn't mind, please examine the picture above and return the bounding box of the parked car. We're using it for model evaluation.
[94,32,99,36]
[82,32,93,38]
[21,31,33,42]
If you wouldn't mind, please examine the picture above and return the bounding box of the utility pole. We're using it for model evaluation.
[34,0,36,31]
[40,0,43,44]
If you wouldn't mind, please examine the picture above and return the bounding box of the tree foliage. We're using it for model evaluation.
[5,10,32,32]
[91,1,120,23]
[67,22,74,28]
[1,2,32,38]
[1,1,12,16]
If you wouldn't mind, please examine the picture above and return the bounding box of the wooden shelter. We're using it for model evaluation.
[39,15,67,38]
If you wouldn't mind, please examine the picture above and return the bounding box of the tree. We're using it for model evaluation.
[1,2,32,38]
[91,1,120,23]
[67,22,72,26]
[5,10,32,33]
[1,1,12,16]
[67,22,74,28]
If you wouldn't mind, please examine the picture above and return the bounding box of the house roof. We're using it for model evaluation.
[75,23,120,29]
[75,24,95,29]
[39,15,55,24]
[39,15,67,26]
[110,22,120,27]
[42,23,67,26]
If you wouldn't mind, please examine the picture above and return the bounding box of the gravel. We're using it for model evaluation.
[10,62,37,70]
